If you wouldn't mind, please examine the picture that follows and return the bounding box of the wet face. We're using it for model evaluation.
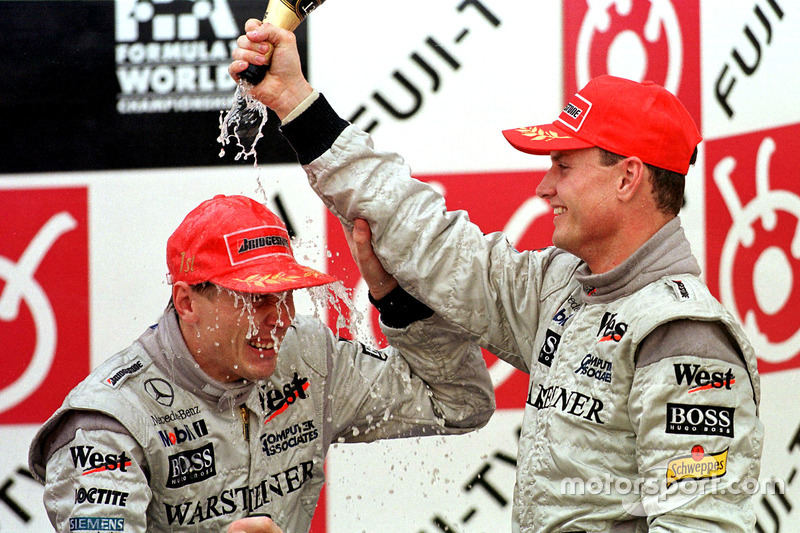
[187,286,295,383]
[536,147,623,265]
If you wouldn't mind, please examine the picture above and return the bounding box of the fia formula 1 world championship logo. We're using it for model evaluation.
[706,124,800,373]
[0,188,89,422]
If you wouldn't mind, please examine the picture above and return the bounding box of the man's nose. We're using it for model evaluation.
[536,167,556,199]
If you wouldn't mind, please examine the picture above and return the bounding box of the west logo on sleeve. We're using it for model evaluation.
[673,363,735,392]
[69,446,132,476]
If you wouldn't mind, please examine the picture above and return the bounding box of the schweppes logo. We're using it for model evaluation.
[666,446,728,487]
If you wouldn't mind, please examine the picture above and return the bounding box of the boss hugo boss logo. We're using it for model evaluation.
[166,442,216,488]
[666,403,735,438]
[674,363,735,392]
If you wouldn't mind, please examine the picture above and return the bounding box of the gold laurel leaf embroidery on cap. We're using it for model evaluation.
[232,273,302,287]
[516,126,571,142]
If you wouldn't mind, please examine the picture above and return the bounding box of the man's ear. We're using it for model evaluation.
[172,282,199,324]
[616,156,647,203]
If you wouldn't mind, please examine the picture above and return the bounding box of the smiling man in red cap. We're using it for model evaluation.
[29,194,494,533]
[228,21,764,532]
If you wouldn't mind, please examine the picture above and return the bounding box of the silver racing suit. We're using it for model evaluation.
[29,303,494,533]
[278,93,764,532]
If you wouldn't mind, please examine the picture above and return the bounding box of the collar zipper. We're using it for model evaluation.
[240,405,250,441]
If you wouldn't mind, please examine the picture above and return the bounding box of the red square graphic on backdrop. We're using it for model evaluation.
[0,187,90,423]
[562,0,701,128]
[325,170,550,410]
[705,123,800,374]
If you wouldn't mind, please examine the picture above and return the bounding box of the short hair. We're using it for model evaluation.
[598,147,697,216]
[169,282,219,313]
[189,281,220,299]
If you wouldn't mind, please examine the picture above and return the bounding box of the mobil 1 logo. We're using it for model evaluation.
[666,403,735,438]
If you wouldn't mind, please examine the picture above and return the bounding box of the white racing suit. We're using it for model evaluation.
[278,93,765,532]
[29,303,494,533]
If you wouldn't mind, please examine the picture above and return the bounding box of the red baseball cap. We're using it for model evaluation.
[167,195,337,293]
[502,75,702,174]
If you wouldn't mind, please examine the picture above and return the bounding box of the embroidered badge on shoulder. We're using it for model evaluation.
[669,279,693,301]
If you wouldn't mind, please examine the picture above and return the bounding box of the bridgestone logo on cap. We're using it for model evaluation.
[225,225,292,266]
[563,103,582,119]
[238,235,289,253]
[557,94,592,132]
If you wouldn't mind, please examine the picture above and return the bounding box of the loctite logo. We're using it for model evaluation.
[69,445,132,475]
[673,363,735,392]
[158,419,209,447]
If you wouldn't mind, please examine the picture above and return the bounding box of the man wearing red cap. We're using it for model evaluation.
[28,195,494,533]
[228,20,764,532]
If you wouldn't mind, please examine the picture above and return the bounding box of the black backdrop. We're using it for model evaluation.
[0,0,308,173]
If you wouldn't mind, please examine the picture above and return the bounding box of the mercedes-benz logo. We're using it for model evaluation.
[144,378,174,407]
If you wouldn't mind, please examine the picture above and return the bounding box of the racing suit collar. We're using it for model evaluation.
[575,217,701,304]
